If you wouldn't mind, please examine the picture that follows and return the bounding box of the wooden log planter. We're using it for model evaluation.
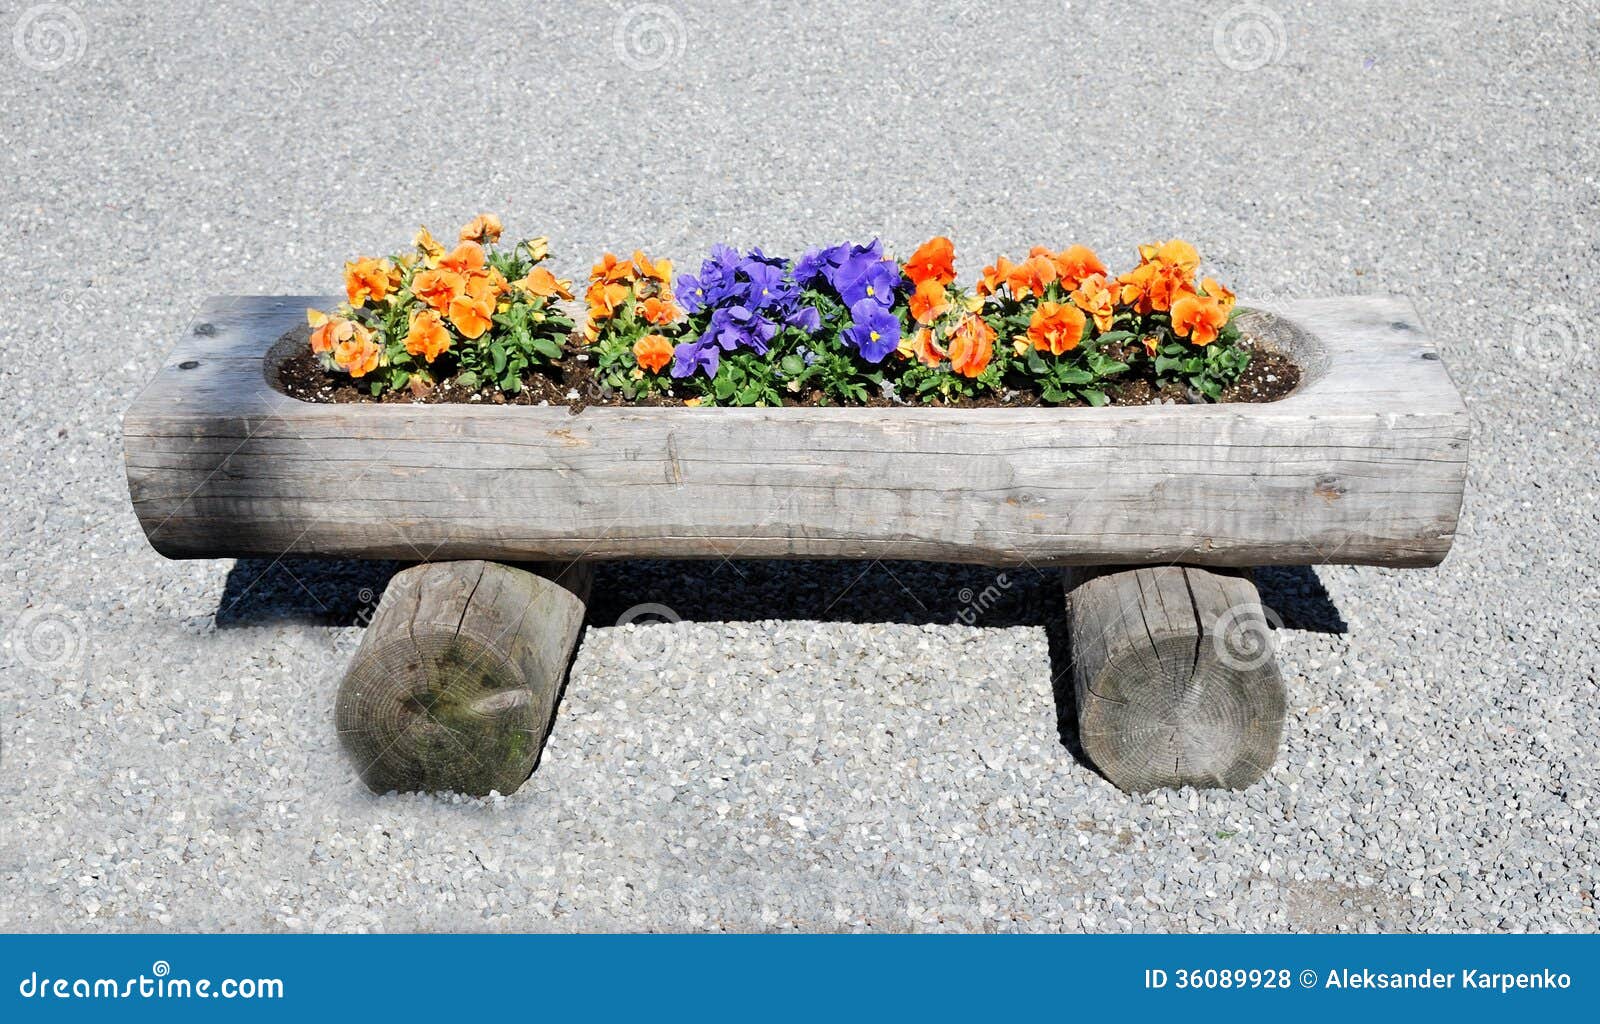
[124,294,1467,795]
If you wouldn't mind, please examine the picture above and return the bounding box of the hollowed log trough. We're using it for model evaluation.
[124,295,1467,795]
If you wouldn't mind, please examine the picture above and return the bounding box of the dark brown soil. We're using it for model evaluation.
[275,339,1301,410]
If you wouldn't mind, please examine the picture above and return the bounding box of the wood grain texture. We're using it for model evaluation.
[123,295,1468,567]
[335,559,590,796]
[1065,566,1287,792]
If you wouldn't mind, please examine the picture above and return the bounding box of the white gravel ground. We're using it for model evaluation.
[1,1,1597,932]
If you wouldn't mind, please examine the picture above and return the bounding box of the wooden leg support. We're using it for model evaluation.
[336,560,591,796]
[1064,566,1286,793]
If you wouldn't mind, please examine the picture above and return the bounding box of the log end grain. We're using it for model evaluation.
[1067,566,1287,792]
[336,560,590,797]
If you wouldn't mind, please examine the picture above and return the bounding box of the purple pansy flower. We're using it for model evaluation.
[672,244,827,379]
[704,305,780,355]
[671,339,720,379]
[794,243,849,287]
[842,298,900,363]
[835,254,899,308]
[741,260,797,312]
[784,305,821,333]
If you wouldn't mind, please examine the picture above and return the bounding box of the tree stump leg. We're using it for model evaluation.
[336,559,591,796]
[1064,565,1286,793]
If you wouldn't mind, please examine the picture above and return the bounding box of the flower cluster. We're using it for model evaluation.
[897,236,997,397]
[976,239,1246,403]
[669,246,820,378]
[792,240,906,363]
[309,224,1252,406]
[582,250,684,400]
[308,214,573,396]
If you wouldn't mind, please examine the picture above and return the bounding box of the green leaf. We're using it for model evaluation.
[456,370,479,389]
[714,375,736,400]
[1094,330,1135,344]
[1078,387,1108,407]
[1054,366,1094,385]
[781,355,805,376]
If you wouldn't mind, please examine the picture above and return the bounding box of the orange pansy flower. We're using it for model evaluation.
[902,327,947,368]
[1115,261,1158,314]
[639,295,681,326]
[905,236,956,287]
[590,252,636,285]
[1006,254,1058,300]
[332,324,381,378]
[909,279,952,325]
[343,257,397,306]
[1170,293,1228,347]
[516,266,575,301]
[459,213,503,245]
[413,227,445,268]
[632,251,672,284]
[404,309,453,363]
[977,255,1016,297]
[633,333,674,374]
[412,269,465,313]
[1071,272,1117,334]
[1054,244,1108,292]
[1201,276,1236,316]
[1027,301,1086,356]
[1119,239,1202,315]
[1147,239,1200,276]
[1117,261,1193,316]
[467,265,510,302]
[308,312,354,355]
[585,280,630,322]
[948,314,996,378]
[448,291,495,340]
[438,241,486,277]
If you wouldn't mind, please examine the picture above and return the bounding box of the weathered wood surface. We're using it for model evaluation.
[1065,566,1287,792]
[124,295,1468,567]
[336,559,590,796]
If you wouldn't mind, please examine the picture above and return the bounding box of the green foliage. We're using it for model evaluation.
[590,294,677,401]
[782,346,879,405]
[680,350,786,407]
[1146,315,1251,399]
[317,229,573,398]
